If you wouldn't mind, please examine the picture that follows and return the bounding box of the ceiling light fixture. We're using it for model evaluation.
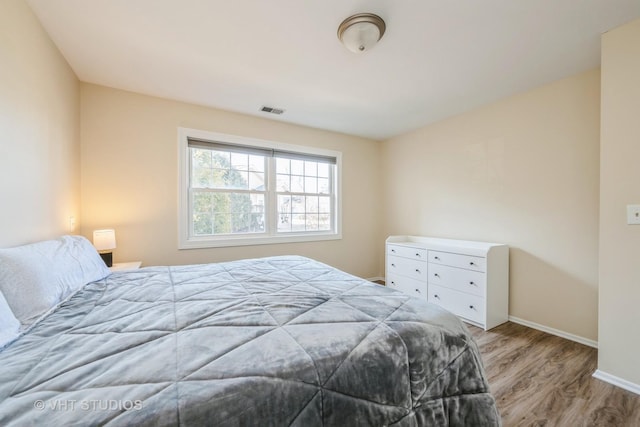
[337,13,386,53]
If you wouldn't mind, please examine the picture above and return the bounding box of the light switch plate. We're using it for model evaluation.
[627,205,640,225]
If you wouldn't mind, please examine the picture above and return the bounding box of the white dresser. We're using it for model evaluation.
[386,236,509,330]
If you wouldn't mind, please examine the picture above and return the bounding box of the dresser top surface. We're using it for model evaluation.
[386,235,507,253]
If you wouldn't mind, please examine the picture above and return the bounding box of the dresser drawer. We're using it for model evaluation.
[387,255,427,281]
[428,284,485,324]
[428,250,486,272]
[387,244,427,261]
[428,263,485,297]
[386,274,428,300]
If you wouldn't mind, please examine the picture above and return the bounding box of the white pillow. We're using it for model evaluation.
[0,291,20,348]
[0,235,111,324]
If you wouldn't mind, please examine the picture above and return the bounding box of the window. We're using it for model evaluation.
[178,128,341,248]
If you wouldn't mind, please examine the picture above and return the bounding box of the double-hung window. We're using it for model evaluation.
[178,128,341,248]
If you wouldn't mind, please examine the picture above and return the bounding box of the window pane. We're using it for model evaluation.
[193,213,213,235]
[276,158,290,174]
[251,193,265,213]
[278,219,291,232]
[231,211,249,233]
[211,168,226,188]
[319,196,331,213]
[192,193,214,235]
[277,195,291,232]
[193,192,212,212]
[318,178,329,194]
[318,214,331,231]
[291,196,305,214]
[249,194,265,232]
[230,193,264,233]
[249,155,265,172]
[213,213,231,234]
[192,167,214,188]
[249,172,265,191]
[191,149,214,188]
[306,196,319,214]
[231,152,248,170]
[211,192,231,215]
[192,149,212,169]
[212,151,231,168]
[250,214,265,232]
[291,159,304,175]
[305,214,319,231]
[317,163,329,178]
[304,161,317,177]
[277,174,290,192]
[232,172,249,189]
[304,176,318,194]
[291,175,304,193]
[291,214,305,232]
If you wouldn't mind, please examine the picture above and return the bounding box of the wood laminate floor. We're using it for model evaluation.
[468,322,640,427]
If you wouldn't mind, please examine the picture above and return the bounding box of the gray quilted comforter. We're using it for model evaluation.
[0,256,500,426]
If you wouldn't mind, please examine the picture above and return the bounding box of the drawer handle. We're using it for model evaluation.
[391,281,395,285]
[415,253,421,257]
[434,294,440,299]
[415,289,421,293]
[470,262,476,266]
[391,263,396,267]
[434,273,440,277]
[469,281,475,286]
[415,269,421,273]
[391,249,396,253]
[469,305,476,310]
[434,256,440,260]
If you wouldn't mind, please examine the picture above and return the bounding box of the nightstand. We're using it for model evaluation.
[109,261,142,272]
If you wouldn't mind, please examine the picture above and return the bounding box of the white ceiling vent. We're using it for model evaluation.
[260,106,285,115]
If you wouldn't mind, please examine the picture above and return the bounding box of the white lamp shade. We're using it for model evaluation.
[340,22,382,53]
[93,229,116,251]
[337,13,386,54]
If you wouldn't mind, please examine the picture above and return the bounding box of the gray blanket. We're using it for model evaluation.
[0,256,500,426]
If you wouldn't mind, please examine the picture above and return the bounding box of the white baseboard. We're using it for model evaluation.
[367,276,384,283]
[593,370,640,396]
[508,316,598,348]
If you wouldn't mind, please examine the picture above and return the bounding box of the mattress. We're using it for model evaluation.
[0,256,500,426]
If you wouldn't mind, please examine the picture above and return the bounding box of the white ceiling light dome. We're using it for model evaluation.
[337,13,386,53]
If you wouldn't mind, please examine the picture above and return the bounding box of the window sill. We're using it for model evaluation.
[178,232,342,249]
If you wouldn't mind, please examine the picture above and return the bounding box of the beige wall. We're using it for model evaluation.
[382,69,601,342]
[0,0,80,247]
[80,84,382,278]
[598,19,640,386]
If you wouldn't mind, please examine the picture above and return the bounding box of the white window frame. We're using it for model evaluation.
[178,127,342,249]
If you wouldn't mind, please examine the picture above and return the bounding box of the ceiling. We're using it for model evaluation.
[27,0,640,141]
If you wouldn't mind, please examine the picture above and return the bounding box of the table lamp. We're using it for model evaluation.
[93,229,116,267]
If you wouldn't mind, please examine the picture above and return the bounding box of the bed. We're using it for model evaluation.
[0,236,500,426]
